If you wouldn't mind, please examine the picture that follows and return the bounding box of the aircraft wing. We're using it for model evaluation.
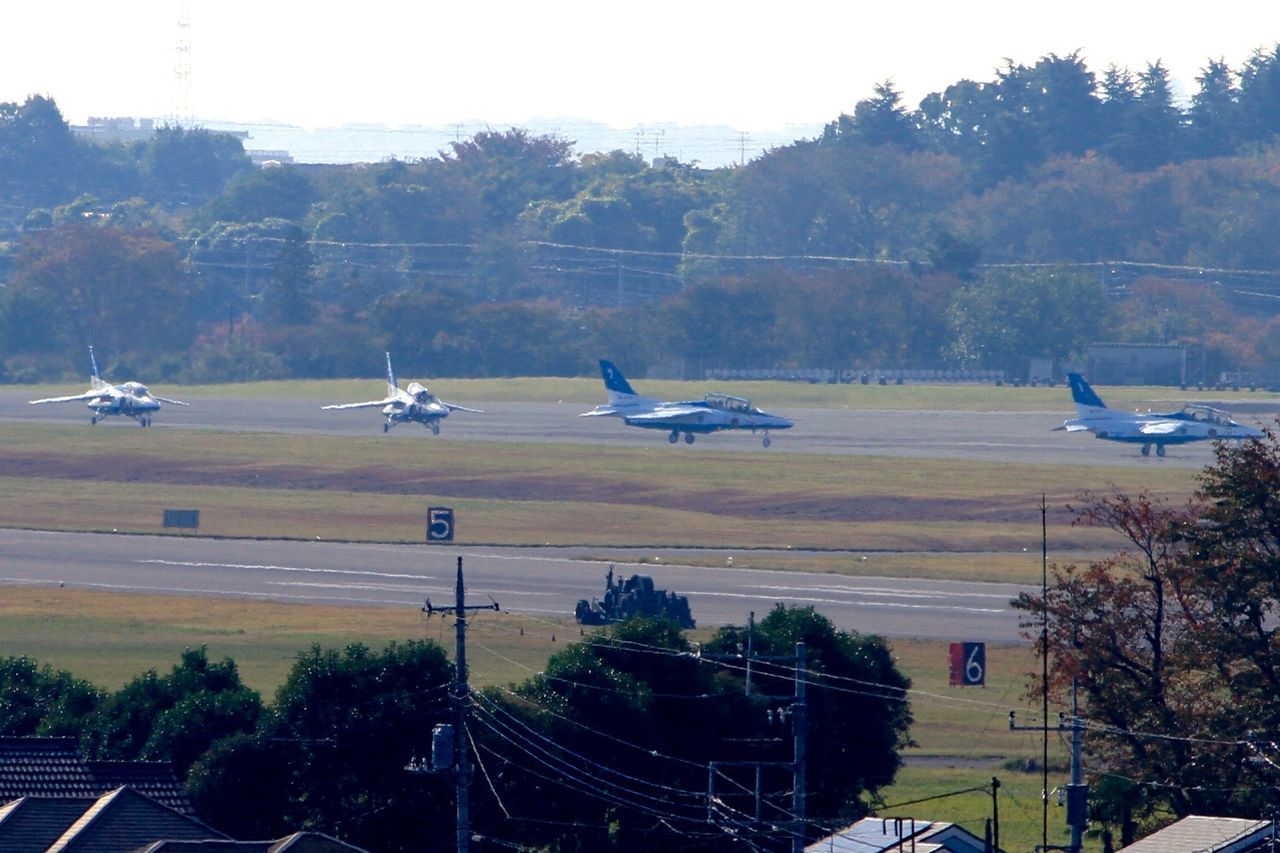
[623,405,712,426]
[1053,422,1091,432]
[1138,420,1186,435]
[322,396,400,411]
[152,395,189,407]
[444,402,484,414]
[29,389,109,404]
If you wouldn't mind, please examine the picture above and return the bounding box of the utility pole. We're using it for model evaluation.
[1066,683,1086,853]
[1010,681,1087,853]
[421,557,499,853]
[792,641,806,853]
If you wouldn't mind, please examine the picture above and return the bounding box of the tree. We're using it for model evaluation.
[1237,45,1280,145]
[485,609,911,851]
[82,647,261,779]
[488,618,755,851]
[945,267,1114,372]
[1012,429,1280,843]
[836,81,920,149]
[6,221,193,369]
[261,223,317,325]
[442,128,577,226]
[206,165,318,224]
[247,641,453,851]
[140,125,251,202]
[0,656,101,737]
[0,95,79,208]
[1188,58,1241,159]
[706,607,913,823]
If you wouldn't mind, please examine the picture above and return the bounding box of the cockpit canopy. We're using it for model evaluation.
[1179,404,1241,428]
[409,383,436,405]
[121,381,149,396]
[704,392,762,415]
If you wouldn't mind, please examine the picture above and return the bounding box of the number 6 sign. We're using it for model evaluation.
[426,507,454,542]
[949,642,985,686]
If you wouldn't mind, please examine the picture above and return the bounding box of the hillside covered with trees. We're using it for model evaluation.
[4,46,1280,383]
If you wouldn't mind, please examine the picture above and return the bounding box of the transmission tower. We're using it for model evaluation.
[173,1,193,125]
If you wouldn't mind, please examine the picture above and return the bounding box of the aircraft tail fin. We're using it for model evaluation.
[385,352,398,395]
[88,346,106,391]
[1067,372,1109,414]
[598,359,657,408]
[600,360,637,396]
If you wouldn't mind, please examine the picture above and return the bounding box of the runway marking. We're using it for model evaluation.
[689,589,1005,613]
[266,580,557,597]
[138,559,432,582]
[0,577,571,617]
[746,583,1011,601]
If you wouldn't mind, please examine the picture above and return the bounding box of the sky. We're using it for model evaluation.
[4,1,1280,132]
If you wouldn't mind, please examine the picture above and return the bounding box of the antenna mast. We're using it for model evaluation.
[173,2,193,125]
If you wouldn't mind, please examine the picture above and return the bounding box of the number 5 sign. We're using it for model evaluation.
[426,507,455,542]
[949,642,985,687]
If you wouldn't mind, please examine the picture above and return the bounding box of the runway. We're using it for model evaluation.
[0,529,1033,642]
[0,389,1250,468]
[0,386,1265,640]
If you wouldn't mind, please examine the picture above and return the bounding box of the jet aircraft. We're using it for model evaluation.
[581,359,793,447]
[1054,372,1262,456]
[28,346,188,427]
[322,353,482,434]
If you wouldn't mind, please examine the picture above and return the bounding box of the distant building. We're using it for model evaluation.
[1086,343,1187,386]
[74,116,157,144]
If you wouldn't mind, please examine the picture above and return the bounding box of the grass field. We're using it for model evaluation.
[13,374,1279,411]
[0,383,1226,852]
[0,587,1081,851]
[0,423,1199,580]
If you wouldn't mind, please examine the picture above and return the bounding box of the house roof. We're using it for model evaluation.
[806,816,992,853]
[0,786,224,852]
[0,796,99,852]
[139,832,369,851]
[0,737,192,814]
[1119,815,1274,852]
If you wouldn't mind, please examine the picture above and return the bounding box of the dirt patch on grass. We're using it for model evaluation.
[0,450,1072,527]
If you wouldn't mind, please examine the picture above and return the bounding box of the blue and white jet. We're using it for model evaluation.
[1054,372,1262,456]
[28,346,188,427]
[581,359,793,447]
[322,352,482,434]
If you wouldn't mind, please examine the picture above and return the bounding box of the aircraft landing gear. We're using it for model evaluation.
[1141,444,1151,456]
[684,433,696,444]
[668,431,679,444]
[430,422,440,435]
[383,423,390,433]
[1156,445,1166,457]
[762,435,772,448]
[90,416,98,426]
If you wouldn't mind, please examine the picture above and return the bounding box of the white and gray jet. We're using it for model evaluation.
[28,346,188,427]
[1055,372,1263,456]
[582,359,793,447]
[323,352,482,434]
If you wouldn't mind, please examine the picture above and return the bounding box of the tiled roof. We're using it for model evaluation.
[0,738,96,800]
[0,796,99,852]
[0,737,191,815]
[47,787,223,851]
